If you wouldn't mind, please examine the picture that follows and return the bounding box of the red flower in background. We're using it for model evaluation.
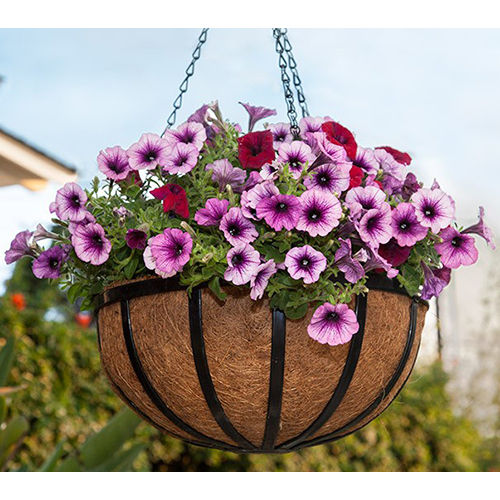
[75,312,92,328]
[238,131,275,170]
[349,166,364,189]
[376,146,412,166]
[11,293,26,311]
[321,121,357,160]
[151,184,189,218]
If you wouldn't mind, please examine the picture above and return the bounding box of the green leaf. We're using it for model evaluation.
[0,397,5,424]
[0,416,29,467]
[55,455,82,472]
[397,262,424,297]
[208,277,227,301]
[124,257,139,280]
[91,443,145,472]
[285,302,309,320]
[0,336,15,387]
[39,441,66,472]
[67,283,82,304]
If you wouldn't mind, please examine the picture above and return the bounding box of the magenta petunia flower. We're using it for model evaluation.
[54,182,88,222]
[224,244,260,285]
[307,303,359,346]
[334,238,365,283]
[68,211,96,234]
[260,161,282,181]
[256,193,301,231]
[435,226,478,269]
[357,204,393,248]
[239,102,277,132]
[164,121,207,151]
[463,206,496,249]
[194,198,229,226]
[126,229,148,250]
[420,263,451,300]
[146,228,193,278]
[97,146,131,181]
[296,189,342,237]
[4,230,34,264]
[71,223,112,266]
[267,122,293,149]
[401,172,422,201]
[304,163,351,194]
[353,147,379,175]
[219,207,258,246]
[206,159,246,192]
[299,116,324,136]
[363,244,399,279]
[374,148,405,182]
[127,133,171,171]
[32,245,70,279]
[250,259,277,300]
[411,188,455,234]
[113,206,132,219]
[309,132,349,167]
[346,186,387,220]
[285,245,327,284]
[277,141,316,178]
[163,143,199,175]
[242,170,263,191]
[390,203,428,247]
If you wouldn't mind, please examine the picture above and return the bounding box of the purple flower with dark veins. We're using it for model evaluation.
[308,132,349,167]
[277,141,316,178]
[206,159,246,192]
[54,182,88,222]
[299,116,324,136]
[345,186,386,220]
[164,121,207,151]
[32,245,70,279]
[4,230,34,264]
[357,204,392,248]
[353,147,379,175]
[435,227,478,269]
[71,223,112,265]
[97,146,131,181]
[334,238,365,283]
[163,143,199,175]
[126,229,148,250]
[308,303,359,346]
[33,224,58,242]
[250,259,277,300]
[411,188,455,233]
[242,171,263,191]
[296,189,342,237]
[224,244,260,285]
[267,122,293,149]
[257,193,301,231]
[285,245,327,284]
[374,148,405,181]
[245,181,280,218]
[401,172,422,201]
[239,102,277,132]
[304,163,351,194]
[68,211,96,234]
[420,263,451,300]
[220,207,258,246]
[194,198,229,226]
[463,206,496,249]
[363,244,399,278]
[127,133,171,171]
[390,202,428,247]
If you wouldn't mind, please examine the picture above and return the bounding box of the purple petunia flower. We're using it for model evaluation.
[357,203,393,248]
[267,122,293,149]
[353,147,379,175]
[68,211,96,234]
[346,186,387,220]
[164,121,207,151]
[435,226,478,269]
[250,259,277,300]
[374,148,405,182]
[206,159,246,192]
[390,203,428,247]
[113,206,132,220]
[334,239,365,283]
[296,189,342,237]
[277,141,316,178]
[256,193,301,231]
[401,172,422,201]
[4,230,34,264]
[463,206,496,249]
[420,263,451,300]
[363,244,399,279]
[285,245,327,284]
[194,198,229,226]
[299,116,324,136]
[220,207,258,246]
[239,102,277,132]
[32,245,70,279]
[309,132,349,167]
[145,228,193,278]
[97,146,131,181]
[304,163,351,194]
[33,224,58,242]
[224,244,260,285]
[54,182,88,222]
[411,188,455,234]
[243,170,263,191]
[307,302,360,346]
[127,133,171,171]
[126,229,148,250]
[71,223,112,265]
[163,143,199,175]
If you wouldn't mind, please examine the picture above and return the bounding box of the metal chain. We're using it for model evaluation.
[161,28,209,136]
[272,28,300,138]
[281,29,310,118]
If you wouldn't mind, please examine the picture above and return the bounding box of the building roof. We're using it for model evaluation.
[0,125,77,191]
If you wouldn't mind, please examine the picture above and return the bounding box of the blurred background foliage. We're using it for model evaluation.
[1,258,498,472]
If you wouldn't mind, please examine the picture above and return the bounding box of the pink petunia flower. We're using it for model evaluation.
[163,143,199,175]
[256,193,301,231]
[219,207,258,246]
[71,223,112,266]
[250,259,277,300]
[224,244,260,285]
[127,133,171,171]
[357,203,393,248]
[194,198,229,226]
[390,203,428,247]
[435,227,478,269]
[296,189,342,237]
[97,146,131,181]
[239,102,277,132]
[411,188,455,234]
[285,245,327,284]
[308,303,359,346]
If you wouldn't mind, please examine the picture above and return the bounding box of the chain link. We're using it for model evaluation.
[161,28,209,136]
[272,28,301,138]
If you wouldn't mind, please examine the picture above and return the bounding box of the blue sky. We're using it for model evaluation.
[1,28,499,284]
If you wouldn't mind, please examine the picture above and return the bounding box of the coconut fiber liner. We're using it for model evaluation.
[96,275,427,453]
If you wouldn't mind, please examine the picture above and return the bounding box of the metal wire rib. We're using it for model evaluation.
[189,288,255,449]
[278,294,367,450]
[262,309,287,450]
[119,299,238,450]
[290,299,420,450]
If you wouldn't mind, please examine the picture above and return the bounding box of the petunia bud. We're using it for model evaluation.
[180,221,196,239]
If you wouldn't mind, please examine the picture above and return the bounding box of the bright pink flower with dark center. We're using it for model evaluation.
[194,198,229,226]
[71,223,111,266]
[54,182,88,222]
[296,189,342,237]
[435,227,478,269]
[376,146,412,166]
[353,147,379,175]
[321,121,357,160]
[390,203,428,247]
[308,303,359,346]
[97,146,131,181]
[163,143,199,175]
[32,245,70,279]
[127,133,171,171]
[357,204,393,248]
[304,163,351,194]
[267,122,293,149]
[277,141,316,178]
[285,245,327,284]
[345,186,386,220]
[237,131,276,170]
[224,244,260,285]
[299,116,324,136]
[250,259,277,300]
[164,121,206,151]
[256,193,301,231]
[151,184,189,218]
[219,207,258,246]
[411,188,455,234]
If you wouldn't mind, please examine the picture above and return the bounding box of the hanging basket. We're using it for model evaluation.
[96,276,427,453]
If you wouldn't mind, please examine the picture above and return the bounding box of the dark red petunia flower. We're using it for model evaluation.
[349,165,364,189]
[237,130,275,170]
[378,239,412,267]
[121,170,143,187]
[151,183,189,218]
[321,121,357,160]
[376,146,412,166]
